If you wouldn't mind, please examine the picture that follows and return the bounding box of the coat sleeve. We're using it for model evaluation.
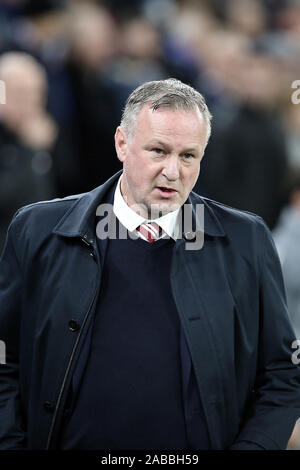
[230,218,300,450]
[0,213,27,449]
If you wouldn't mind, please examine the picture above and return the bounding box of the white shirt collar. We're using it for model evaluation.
[113,175,181,241]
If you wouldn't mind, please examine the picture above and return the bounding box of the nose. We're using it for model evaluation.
[162,155,180,181]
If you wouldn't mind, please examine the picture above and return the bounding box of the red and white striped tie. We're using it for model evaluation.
[137,222,161,243]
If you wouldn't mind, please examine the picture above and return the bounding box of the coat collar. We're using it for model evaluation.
[53,171,226,240]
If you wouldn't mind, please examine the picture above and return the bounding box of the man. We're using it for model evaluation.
[0,52,58,251]
[0,78,299,450]
[273,173,300,341]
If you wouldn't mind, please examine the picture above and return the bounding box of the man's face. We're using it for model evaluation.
[115,104,208,218]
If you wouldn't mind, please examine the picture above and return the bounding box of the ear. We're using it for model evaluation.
[114,126,128,163]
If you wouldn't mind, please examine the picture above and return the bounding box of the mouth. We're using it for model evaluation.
[156,187,178,197]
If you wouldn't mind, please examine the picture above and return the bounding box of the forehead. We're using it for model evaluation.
[133,104,207,143]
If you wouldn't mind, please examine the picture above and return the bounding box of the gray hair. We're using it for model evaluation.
[120,78,212,144]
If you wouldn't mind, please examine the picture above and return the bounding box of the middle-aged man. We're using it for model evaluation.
[0,78,300,451]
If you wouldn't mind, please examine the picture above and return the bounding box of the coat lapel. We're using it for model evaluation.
[171,198,239,449]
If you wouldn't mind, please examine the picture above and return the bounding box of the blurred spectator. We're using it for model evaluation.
[287,418,300,450]
[162,5,218,91]
[273,172,300,340]
[283,101,300,171]
[62,2,122,192]
[103,15,170,101]
[194,28,252,106]
[225,0,267,38]
[0,0,299,233]
[67,2,116,72]
[0,51,58,251]
[197,52,288,229]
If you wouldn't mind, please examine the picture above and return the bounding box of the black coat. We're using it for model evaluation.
[0,171,300,449]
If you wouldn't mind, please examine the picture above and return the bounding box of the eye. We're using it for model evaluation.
[152,148,164,154]
[182,153,194,160]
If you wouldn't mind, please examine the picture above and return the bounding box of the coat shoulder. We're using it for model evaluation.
[8,193,85,240]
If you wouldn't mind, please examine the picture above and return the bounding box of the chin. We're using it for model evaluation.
[152,202,179,218]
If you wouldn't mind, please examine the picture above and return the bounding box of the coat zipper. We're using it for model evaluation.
[45,237,100,449]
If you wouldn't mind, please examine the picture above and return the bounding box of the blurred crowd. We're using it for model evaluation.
[0,0,300,221]
[0,0,300,448]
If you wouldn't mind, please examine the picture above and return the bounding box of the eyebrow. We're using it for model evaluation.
[147,140,168,148]
[146,140,198,153]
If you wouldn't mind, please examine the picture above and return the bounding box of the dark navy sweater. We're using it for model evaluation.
[60,228,189,449]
